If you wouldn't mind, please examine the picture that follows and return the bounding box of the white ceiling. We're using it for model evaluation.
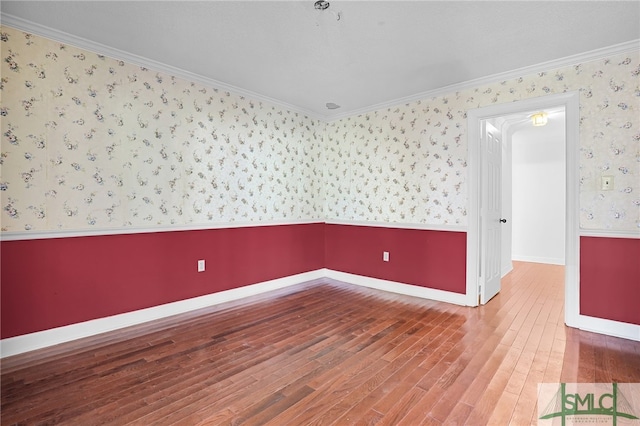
[1,1,639,120]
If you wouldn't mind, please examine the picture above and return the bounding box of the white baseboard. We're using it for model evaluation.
[0,269,470,358]
[4,269,637,358]
[0,270,324,358]
[577,314,640,342]
[324,269,470,307]
[512,255,565,265]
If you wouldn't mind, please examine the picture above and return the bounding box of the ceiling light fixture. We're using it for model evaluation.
[531,112,548,126]
[314,0,330,10]
[326,102,340,110]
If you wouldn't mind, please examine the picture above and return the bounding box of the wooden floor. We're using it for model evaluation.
[2,262,640,425]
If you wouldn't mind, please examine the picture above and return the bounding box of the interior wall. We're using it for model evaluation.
[511,115,566,264]
[581,236,640,325]
[1,26,639,340]
[1,224,325,339]
[323,53,638,233]
[325,224,466,294]
[2,24,637,236]
[0,24,326,340]
[0,25,323,234]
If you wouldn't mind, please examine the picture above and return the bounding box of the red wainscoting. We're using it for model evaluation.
[580,236,640,326]
[4,225,637,341]
[0,223,325,339]
[325,224,466,294]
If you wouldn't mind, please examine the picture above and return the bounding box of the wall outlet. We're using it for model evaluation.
[383,251,390,262]
[197,259,205,272]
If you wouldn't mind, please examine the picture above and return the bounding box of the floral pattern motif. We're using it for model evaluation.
[325,52,639,230]
[1,26,323,231]
[1,26,638,232]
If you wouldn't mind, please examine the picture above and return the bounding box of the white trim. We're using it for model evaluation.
[324,220,467,233]
[1,15,636,123]
[3,267,637,357]
[577,315,640,342]
[466,92,581,328]
[501,263,513,279]
[0,268,470,358]
[0,269,325,358]
[328,40,640,121]
[1,220,466,242]
[0,219,324,241]
[466,110,482,307]
[511,255,565,266]
[580,229,640,239]
[324,269,469,307]
[565,93,581,330]
[0,15,325,121]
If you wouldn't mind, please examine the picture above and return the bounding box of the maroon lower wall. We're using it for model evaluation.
[580,236,640,326]
[0,223,325,339]
[3,225,637,341]
[324,224,467,294]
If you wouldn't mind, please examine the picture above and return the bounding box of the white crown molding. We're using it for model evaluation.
[2,14,637,123]
[324,219,467,233]
[580,229,640,239]
[326,39,640,122]
[0,14,326,122]
[0,219,324,241]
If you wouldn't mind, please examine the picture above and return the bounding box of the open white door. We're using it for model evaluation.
[467,92,579,325]
[480,121,502,304]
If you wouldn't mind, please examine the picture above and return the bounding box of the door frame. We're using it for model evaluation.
[465,91,580,328]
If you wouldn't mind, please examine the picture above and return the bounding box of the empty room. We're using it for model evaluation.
[1,1,639,424]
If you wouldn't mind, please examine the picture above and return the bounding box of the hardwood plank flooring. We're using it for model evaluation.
[2,262,640,425]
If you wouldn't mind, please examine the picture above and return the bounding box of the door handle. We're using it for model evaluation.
[500,218,507,223]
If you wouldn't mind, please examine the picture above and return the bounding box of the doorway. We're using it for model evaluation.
[495,107,566,276]
[465,92,580,328]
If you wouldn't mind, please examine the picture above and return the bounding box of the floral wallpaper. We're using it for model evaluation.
[1,25,638,234]
[0,26,323,232]
[324,51,639,231]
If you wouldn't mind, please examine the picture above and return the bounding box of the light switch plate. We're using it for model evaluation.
[601,176,613,191]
